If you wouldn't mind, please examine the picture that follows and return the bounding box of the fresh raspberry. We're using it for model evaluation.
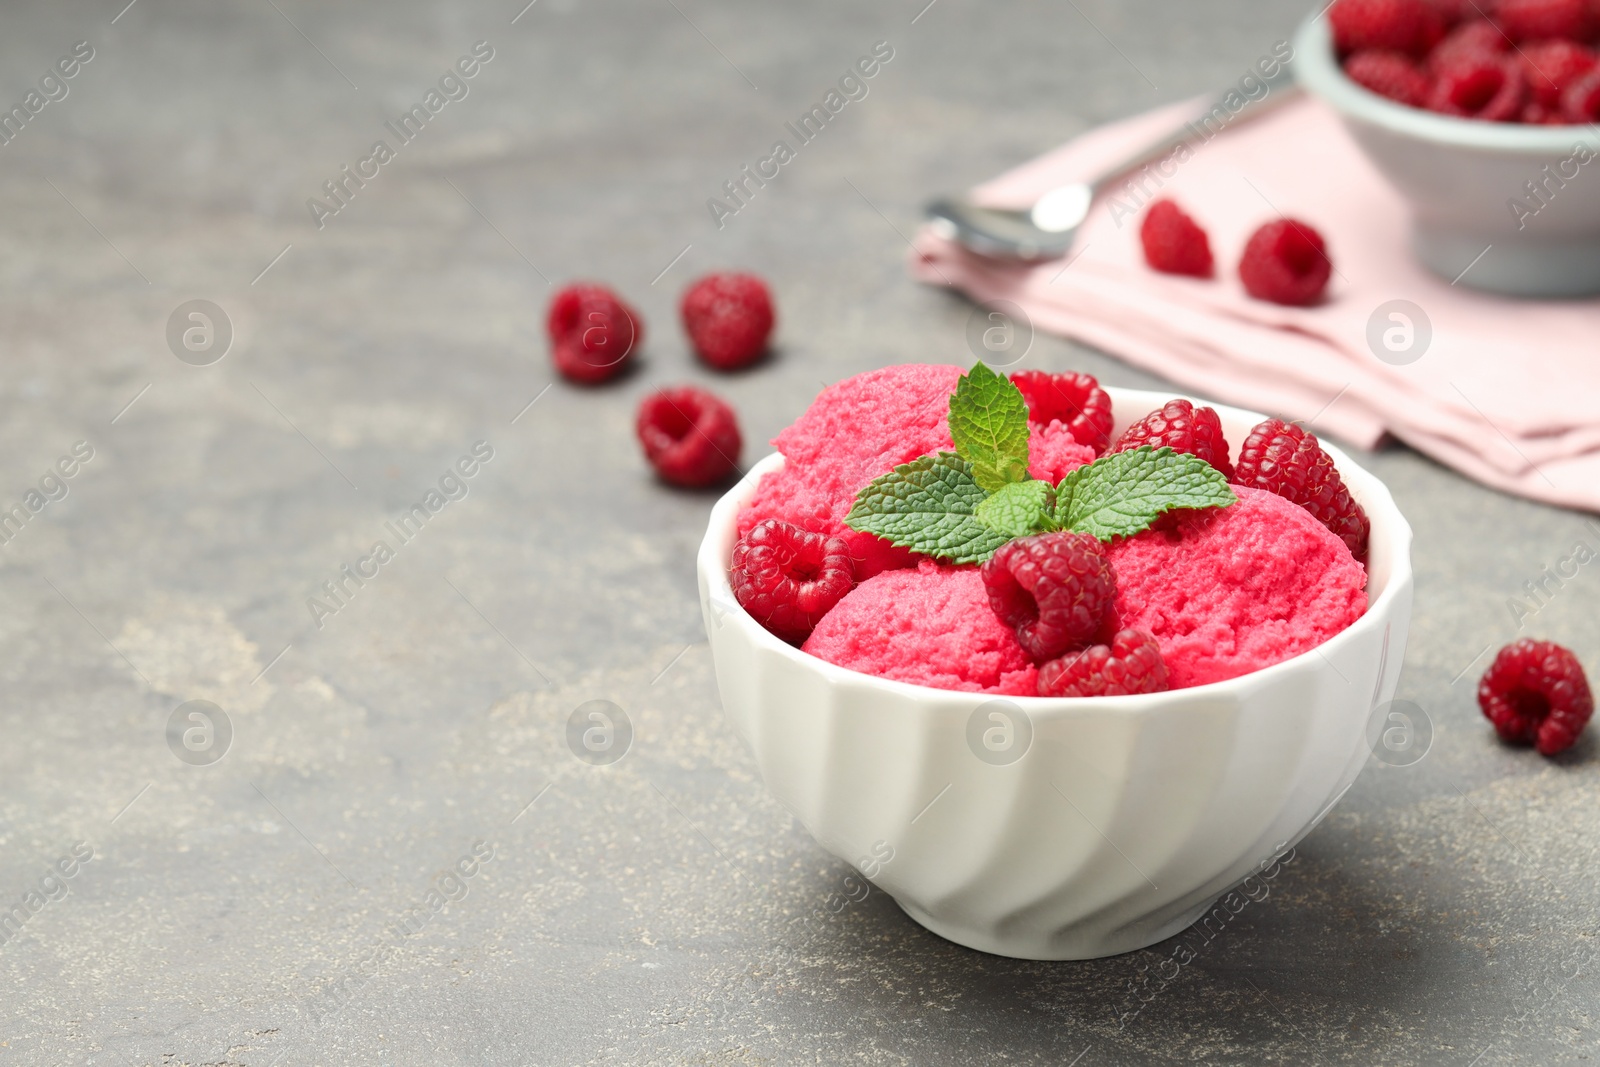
[1238,219,1333,307]
[982,532,1115,663]
[1424,0,1476,23]
[1111,399,1236,480]
[1344,49,1434,106]
[1478,639,1593,756]
[680,272,775,371]
[635,386,742,488]
[547,283,643,385]
[1037,630,1170,698]
[730,519,855,644]
[1010,371,1114,454]
[1427,54,1526,120]
[1139,199,1214,278]
[1427,20,1509,75]
[1233,418,1370,560]
[1561,66,1600,120]
[1494,0,1593,41]
[1329,0,1445,55]
[1520,99,1563,122]
[1520,39,1595,108]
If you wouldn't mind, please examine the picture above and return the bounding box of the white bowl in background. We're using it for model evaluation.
[697,385,1414,960]
[1295,13,1600,296]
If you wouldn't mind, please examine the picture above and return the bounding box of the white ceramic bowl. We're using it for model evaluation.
[697,386,1414,960]
[1295,13,1600,296]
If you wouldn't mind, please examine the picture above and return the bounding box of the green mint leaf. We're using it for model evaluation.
[974,479,1055,539]
[1055,446,1236,540]
[845,452,1011,564]
[948,361,1032,492]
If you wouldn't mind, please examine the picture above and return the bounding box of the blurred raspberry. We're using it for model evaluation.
[548,283,643,385]
[681,272,775,371]
[1478,639,1593,755]
[1520,38,1595,108]
[1330,0,1446,55]
[730,519,855,644]
[1010,370,1114,454]
[1427,53,1526,120]
[1426,20,1509,74]
[1233,418,1370,559]
[635,386,742,487]
[1562,66,1600,120]
[1344,49,1434,106]
[1111,399,1236,480]
[1037,630,1170,698]
[1424,0,1476,22]
[1139,199,1214,278]
[1238,219,1333,306]
[1494,0,1593,41]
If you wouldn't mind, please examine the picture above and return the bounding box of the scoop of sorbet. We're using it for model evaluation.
[1107,486,1367,689]
[802,560,1038,695]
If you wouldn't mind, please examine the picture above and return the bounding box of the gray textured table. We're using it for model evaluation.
[2,0,1597,1064]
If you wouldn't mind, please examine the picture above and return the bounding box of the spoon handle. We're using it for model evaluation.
[1088,70,1303,196]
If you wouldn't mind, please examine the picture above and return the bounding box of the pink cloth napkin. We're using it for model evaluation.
[910,95,1600,513]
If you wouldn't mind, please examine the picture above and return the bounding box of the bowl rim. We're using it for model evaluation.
[698,382,1415,718]
[1293,12,1600,154]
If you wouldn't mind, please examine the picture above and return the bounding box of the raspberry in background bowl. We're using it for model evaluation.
[697,383,1414,960]
[1295,9,1600,296]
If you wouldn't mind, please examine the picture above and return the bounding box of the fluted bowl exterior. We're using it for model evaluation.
[697,385,1413,959]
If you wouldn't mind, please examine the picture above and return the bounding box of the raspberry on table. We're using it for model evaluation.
[1520,39,1595,108]
[1478,639,1594,756]
[730,519,855,645]
[547,283,644,385]
[1112,399,1236,481]
[1009,371,1114,454]
[1493,0,1593,42]
[1234,418,1370,560]
[981,532,1115,663]
[681,272,775,371]
[1344,49,1434,106]
[635,386,742,488]
[1427,54,1526,120]
[1329,0,1445,55]
[1037,630,1170,698]
[1139,199,1214,278]
[1238,219,1333,307]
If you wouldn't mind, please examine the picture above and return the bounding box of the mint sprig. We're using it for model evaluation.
[844,364,1238,563]
[1053,446,1237,540]
[973,479,1054,538]
[844,453,1010,564]
[947,361,1031,492]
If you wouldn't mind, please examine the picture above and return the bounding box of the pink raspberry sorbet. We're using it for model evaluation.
[739,364,965,577]
[803,560,1038,695]
[1029,421,1097,483]
[1107,486,1368,689]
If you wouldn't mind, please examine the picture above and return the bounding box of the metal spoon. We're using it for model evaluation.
[926,66,1301,261]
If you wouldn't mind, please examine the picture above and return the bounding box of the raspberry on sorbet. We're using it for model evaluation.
[981,532,1116,663]
[1009,371,1114,454]
[1112,399,1235,481]
[1037,630,1170,698]
[1233,418,1369,560]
